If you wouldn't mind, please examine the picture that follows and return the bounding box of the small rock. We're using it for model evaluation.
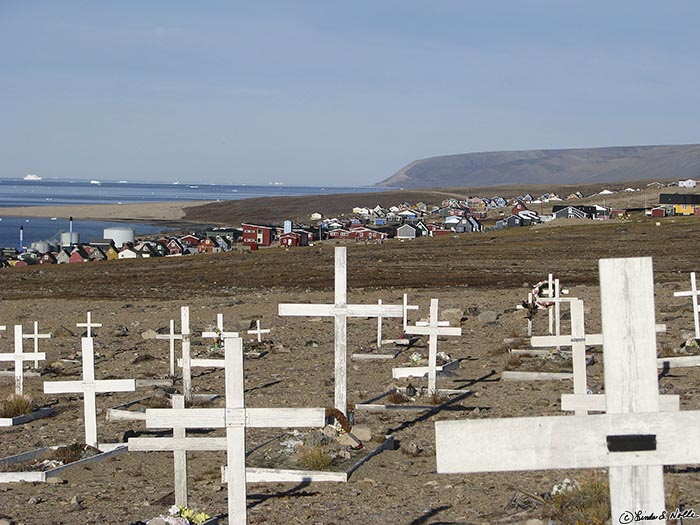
[423,480,438,486]
[141,329,159,340]
[70,496,83,510]
[113,325,129,337]
[0,519,13,525]
[336,432,362,447]
[477,311,500,324]
[53,326,75,338]
[147,519,167,525]
[351,425,372,442]
[525,520,545,525]
[274,344,290,353]
[441,308,463,326]
[28,497,41,504]
[305,340,320,348]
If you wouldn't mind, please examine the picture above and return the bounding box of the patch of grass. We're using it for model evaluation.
[0,393,35,418]
[387,389,409,404]
[544,473,610,525]
[505,354,521,370]
[429,392,449,405]
[297,445,333,470]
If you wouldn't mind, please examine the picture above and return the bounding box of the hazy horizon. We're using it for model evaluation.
[2,2,699,186]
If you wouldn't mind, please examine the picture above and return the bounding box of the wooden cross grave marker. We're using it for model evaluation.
[435,257,700,522]
[393,299,462,394]
[22,321,51,369]
[76,311,101,338]
[402,293,419,332]
[140,337,326,525]
[156,319,182,377]
[278,246,403,415]
[128,394,225,508]
[674,271,700,339]
[44,337,135,448]
[530,299,679,415]
[246,319,270,343]
[0,325,47,395]
[183,312,240,369]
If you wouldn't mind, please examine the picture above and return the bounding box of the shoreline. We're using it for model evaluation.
[0,200,213,224]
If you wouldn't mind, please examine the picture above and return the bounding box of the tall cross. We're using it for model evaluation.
[435,257,700,522]
[674,271,700,338]
[76,311,102,338]
[401,299,461,393]
[44,337,135,448]
[278,246,403,415]
[246,319,270,343]
[142,337,326,525]
[156,319,182,377]
[0,325,46,395]
[22,321,51,369]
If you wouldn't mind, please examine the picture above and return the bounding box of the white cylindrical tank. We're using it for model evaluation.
[104,227,135,248]
[60,232,79,247]
[31,240,51,253]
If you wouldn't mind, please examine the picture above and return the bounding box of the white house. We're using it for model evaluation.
[679,179,697,188]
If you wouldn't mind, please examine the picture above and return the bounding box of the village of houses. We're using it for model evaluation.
[2,180,699,269]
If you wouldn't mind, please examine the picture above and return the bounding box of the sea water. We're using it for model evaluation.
[0,178,386,248]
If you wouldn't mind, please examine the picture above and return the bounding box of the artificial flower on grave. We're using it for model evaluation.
[409,352,422,365]
[146,505,211,525]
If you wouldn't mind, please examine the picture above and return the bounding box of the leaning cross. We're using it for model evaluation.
[0,325,46,395]
[143,337,326,525]
[246,319,270,343]
[156,319,182,377]
[435,257,700,522]
[278,246,403,415]
[400,299,461,394]
[76,311,101,338]
[44,337,135,448]
[674,271,700,339]
[23,321,51,369]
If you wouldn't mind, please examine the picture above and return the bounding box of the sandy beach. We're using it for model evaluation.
[0,201,213,224]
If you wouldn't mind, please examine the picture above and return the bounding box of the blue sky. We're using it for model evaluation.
[1,1,699,186]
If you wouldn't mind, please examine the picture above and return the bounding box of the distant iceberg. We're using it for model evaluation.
[24,174,42,181]
[90,180,101,185]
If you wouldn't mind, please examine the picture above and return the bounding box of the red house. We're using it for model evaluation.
[69,246,91,263]
[280,231,309,247]
[241,223,281,247]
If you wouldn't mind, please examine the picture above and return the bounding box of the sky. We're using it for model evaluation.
[1,1,699,187]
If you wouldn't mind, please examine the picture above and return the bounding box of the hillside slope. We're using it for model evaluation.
[378,144,700,188]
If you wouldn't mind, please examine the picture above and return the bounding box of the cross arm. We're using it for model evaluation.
[435,411,700,474]
[43,379,135,394]
[404,326,461,337]
[128,437,227,452]
[0,352,46,361]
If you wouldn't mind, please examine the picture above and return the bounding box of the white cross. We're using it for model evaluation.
[22,321,51,369]
[0,326,46,395]
[128,394,223,508]
[403,293,419,331]
[142,337,326,525]
[278,246,403,415]
[435,257,700,522]
[396,299,462,394]
[184,312,240,370]
[44,337,135,448]
[532,302,671,415]
[674,271,700,339]
[76,311,102,338]
[156,319,182,377]
[246,319,270,343]
[515,292,535,336]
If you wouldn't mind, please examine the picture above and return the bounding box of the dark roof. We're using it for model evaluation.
[659,193,700,205]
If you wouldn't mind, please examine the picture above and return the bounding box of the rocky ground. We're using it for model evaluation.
[1,215,700,524]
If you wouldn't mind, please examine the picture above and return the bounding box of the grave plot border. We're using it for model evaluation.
[355,387,471,412]
[0,406,54,427]
[0,444,126,483]
[222,434,395,483]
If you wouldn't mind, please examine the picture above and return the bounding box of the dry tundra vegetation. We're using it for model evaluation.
[1,189,700,525]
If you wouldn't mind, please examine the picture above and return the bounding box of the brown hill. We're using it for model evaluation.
[378,144,700,189]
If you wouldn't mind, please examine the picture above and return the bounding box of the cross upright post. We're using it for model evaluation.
[279,247,403,415]
[674,271,700,339]
[44,337,135,448]
[435,257,700,522]
[403,293,419,331]
[0,325,46,395]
